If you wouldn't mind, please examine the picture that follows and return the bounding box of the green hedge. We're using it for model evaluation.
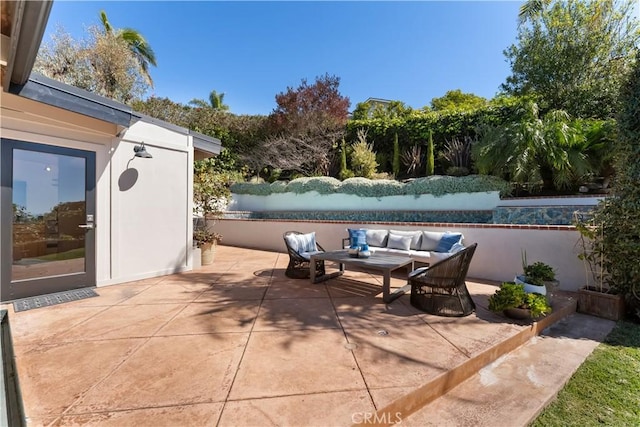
[230,175,510,198]
[345,101,522,174]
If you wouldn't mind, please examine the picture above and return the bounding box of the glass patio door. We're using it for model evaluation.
[1,139,96,301]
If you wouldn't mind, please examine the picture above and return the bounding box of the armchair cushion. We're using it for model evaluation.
[285,232,318,253]
[299,250,324,261]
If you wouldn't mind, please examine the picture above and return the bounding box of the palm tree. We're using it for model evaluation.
[518,0,550,24]
[472,101,594,192]
[99,10,157,86]
[189,90,230,111]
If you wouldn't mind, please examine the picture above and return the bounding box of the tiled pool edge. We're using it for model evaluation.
[220,216,578,231]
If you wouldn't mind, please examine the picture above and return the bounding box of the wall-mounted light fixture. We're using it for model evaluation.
[133,142,152,158]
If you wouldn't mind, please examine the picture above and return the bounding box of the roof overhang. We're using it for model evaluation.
[192,130,222,159]
[9,73,137,127]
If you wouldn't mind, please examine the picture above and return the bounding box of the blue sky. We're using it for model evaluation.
[42,1,524,115]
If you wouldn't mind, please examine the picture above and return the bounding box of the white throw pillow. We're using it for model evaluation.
[365,229,389,247]
[420,231,445,251]
[386,233,413,251]
[389,230,421,250]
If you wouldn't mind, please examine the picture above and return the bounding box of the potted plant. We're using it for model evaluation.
[515,250,558,297]
[193,167,231,265]
[573,212,625,320]
[488,282,552,320]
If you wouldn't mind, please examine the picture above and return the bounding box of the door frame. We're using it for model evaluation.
[1,138,96,301]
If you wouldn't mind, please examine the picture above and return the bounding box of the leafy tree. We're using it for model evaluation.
[472,101,596,192]
[425,131,435,176]
[591,50,640,317]
[431,90,488,112]
[131,96,192,125]
[352,100,413,120]
[99,10,157,86]
[270,73,350,135]
[241,129,343,177]
[246,73,349,177]
[189,90,230,111]
[35,26,149,103]
[502,0,640,119]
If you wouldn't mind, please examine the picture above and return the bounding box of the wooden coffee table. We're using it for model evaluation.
[309,250,414,303]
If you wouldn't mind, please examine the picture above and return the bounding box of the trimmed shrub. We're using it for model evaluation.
[340,177,404,198]
[426,131,435,176]
[350,130,378,179]
[231,175,510,198]
[285,177,342,194]
[392,133,400,177]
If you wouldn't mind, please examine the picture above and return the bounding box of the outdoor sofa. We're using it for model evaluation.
[344,228,465,264]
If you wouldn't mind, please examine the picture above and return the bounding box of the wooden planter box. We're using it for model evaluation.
[577,287,625,321]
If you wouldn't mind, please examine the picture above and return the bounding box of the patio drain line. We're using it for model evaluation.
[12,288,99,312]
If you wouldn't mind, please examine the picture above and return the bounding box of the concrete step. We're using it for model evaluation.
[367,293,578,426]
[399,313,616,426]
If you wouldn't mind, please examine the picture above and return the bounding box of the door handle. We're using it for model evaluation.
[78,224,95,229]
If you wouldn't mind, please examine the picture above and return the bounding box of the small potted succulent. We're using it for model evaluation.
[515,251,558,298]
[488,282,552,320]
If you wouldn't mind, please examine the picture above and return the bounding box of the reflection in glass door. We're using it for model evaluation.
[1,139,96,301]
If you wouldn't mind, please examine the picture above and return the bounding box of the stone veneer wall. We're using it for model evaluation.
[223,205,592,225]
[492,205,595,225]
[223,210,493,224]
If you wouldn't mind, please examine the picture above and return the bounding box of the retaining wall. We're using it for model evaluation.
[212,219,588,292]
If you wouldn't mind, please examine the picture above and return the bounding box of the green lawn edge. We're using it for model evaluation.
[531,320,640,426]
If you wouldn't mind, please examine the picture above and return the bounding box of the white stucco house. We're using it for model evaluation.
[1,0,221,301]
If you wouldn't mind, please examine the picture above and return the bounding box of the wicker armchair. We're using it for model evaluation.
[283,231,327,279]
[409,243,478,317]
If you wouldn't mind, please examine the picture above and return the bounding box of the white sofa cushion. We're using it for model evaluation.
[420,231,445,251]
[386,233,413,251]
[365,229,388,247]
[374,247,414,257]
[389,230,422,250]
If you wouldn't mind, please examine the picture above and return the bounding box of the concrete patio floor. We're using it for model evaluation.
[2,245,602,426]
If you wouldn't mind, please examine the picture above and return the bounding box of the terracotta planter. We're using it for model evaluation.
[577,287,625,321]
[200,241,217,265]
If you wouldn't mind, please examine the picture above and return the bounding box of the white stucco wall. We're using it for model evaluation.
[110,122,195,281]
[228,191,502,211]
[212,219,587,291]
[1,93,197,288]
